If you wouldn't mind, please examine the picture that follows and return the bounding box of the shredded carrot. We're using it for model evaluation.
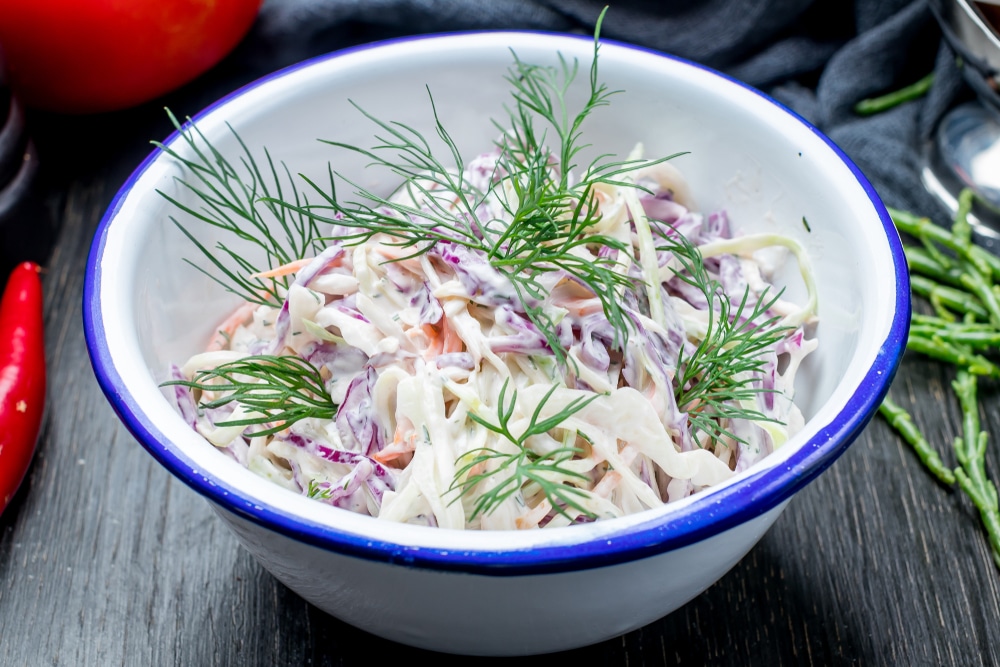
[409,316,465,362]
[374,246,428,273]
[375,423,418,463]
[249,257,313,279]
[206,302,256,352]
[441,315,463,354]
[404,326,429,347]
[421,322,443,359]
[373,443,416,464]
[592,470,622,498]
[515,499,552,530]
[465,460,488,479]
[557,297,603,317]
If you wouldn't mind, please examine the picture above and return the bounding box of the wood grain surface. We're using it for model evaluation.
[1,44,999,667]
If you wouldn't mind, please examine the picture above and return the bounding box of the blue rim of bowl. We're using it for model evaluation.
[84,31,910,576]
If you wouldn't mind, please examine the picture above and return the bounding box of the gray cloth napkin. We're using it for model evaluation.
[247,0,966,220]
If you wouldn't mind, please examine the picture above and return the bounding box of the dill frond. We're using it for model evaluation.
[163,355,337,437]
[448,380,600,520]
[156,109,325,307]
[658,229,791,447]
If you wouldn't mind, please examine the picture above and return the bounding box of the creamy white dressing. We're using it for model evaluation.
[170,146,818,530]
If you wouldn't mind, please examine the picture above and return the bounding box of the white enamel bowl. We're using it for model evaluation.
[84,32,909,656]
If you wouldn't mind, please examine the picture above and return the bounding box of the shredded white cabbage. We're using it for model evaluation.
[168,145,818,531]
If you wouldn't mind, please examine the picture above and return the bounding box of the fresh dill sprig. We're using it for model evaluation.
[449,380,600,521]
[159,9,684,361]
[163,355,338,437]
[156,108,325,307]
[307,478,335,500]
[266,8,678,360]
[658,230,790,447]
[484,22,655,353]
[292,94,487,255]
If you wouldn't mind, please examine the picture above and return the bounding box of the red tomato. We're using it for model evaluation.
[0,0,263,113]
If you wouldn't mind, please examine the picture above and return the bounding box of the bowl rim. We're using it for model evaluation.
[84,29,910,576]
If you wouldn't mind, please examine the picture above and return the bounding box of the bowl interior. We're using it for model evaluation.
[87,32,904,561]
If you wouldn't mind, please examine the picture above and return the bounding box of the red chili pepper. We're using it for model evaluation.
[0,262,45,514]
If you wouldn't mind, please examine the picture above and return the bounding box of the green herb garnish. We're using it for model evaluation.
[307,478,335,500]
[156,109,325,307]
[449,380,600,521]
[158,10,801,526]
[657,229,790,447]
[258,7,679,361]
[164,354,337,437]
[159,9,673,362]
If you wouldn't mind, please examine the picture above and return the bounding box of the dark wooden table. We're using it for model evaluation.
[1,35,999,667]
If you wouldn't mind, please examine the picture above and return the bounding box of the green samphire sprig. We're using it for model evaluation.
[881,189,1000,569]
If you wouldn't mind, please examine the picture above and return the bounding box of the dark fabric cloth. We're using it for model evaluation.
[247,0,969,222]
